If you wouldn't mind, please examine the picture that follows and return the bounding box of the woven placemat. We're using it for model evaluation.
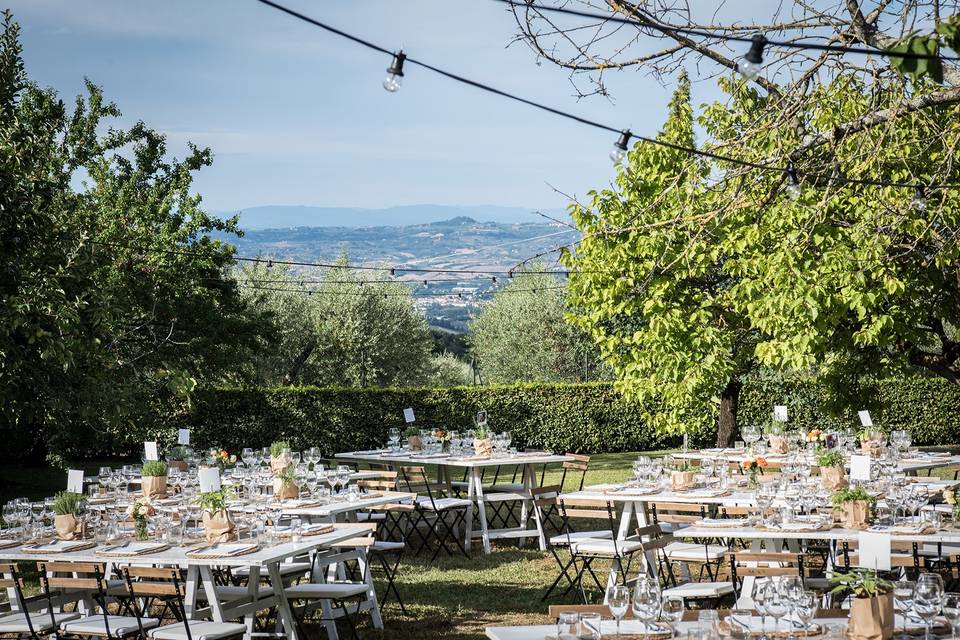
[96,543,171,557]
[20,541,97,554]
[603,488,662,497]
[186,544,261,559]
[545,630,672,640]
[720,621,822,638]
[0,539,22,551]
[275,525,334,538]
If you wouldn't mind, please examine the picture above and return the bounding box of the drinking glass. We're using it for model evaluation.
[915,590,942,640]
[794,592,818,639]
[661,597,683,636]
[943,593,960,640]
[728,610,752,640]
[606,585,630,639]
[894,579,915,637]
[750,581,771,640]
[633,583,662,631]
[337,466,351,494]
[579,613,601,640]
[764,581,788,636]
[557,611,579,640]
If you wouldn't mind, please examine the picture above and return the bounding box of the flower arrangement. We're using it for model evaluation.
[433,429,451,443]
[126,496,155,541]
[806,428,827,444]
[208,448,237,471]
[741,456,768,486]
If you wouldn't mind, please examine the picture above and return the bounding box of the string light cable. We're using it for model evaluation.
[253,0,960,193]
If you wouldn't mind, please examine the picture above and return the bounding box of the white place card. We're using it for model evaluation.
[403,407,415,423]
[67,469,84,494]
[858,410,873,427]
[476,410,487,426]
[858,531,891,570]
[773,405,788,422]
[177,429,190,445]
[198,468,221,493]
[850,455,872,481]
[144,441,159,461]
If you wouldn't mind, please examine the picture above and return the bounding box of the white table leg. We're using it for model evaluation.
[183,565,200,617]
[464,468,476,552]
[357,549,383,629]
[244,566,260,640]
[616,501,635,540]
[473,469,492,554]
[522,464,547,551]
[198,566,226,622]
[267,561,299,640]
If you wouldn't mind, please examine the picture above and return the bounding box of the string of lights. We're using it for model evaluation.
[238,283,568,298]
[253,0,960,196]
[92,240,576,277]
[495,0,960,62]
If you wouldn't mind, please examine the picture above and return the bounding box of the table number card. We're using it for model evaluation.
[67,469,84,494]
[177,429,190,445]
[403,407,415,423]
[858,410,873,427]
[198,467,221,493]
[476,410,488,427]
[850,455,872,481]
[773,405,788,422]
[858,531,891,571]
[144,441,159,461]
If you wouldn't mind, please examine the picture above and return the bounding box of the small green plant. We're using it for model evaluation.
[403,427,420,438]
[196,489,229,512]
[816,449,845,468]
[141,460,168,477]
[830,569,893,597]
[52,491,86,516]
[270,440,290,457]
[473,424,490,439]
[276,467,296,487]
[167,445,191,460]
[766,421,786,435]
[832,486,875,507]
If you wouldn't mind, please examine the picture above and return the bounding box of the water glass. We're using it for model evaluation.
[557,611,579,640]
[943,593,960,640]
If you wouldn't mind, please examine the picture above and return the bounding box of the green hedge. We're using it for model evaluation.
[138,376,960,459]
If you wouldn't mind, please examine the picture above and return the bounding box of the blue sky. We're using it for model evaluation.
[7,0,734,213]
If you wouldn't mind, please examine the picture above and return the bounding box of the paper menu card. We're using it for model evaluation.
[177,429,190,445]
[850,455,872,481]
[144,441,159,461]
[67,469,84,494]
[858,410,873,427]
[858,530,891,571]
[403,407,415,423]
[773,405,788,422]
[198,468,221,493]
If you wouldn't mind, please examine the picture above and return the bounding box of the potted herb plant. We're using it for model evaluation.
[273,464,299,500]
[816,449,848,491]
[831,569,894,640]
[197,489,235,542]
[943,486,960,527]
[52,491,87,540]
[141,460,168,499]
[166,445,191,471]
[472,424,493,457]
[766,422,788,454]
[670,458,696,491]
[832,486,875,529]
[403,427,422,451]
[269,440,292,473]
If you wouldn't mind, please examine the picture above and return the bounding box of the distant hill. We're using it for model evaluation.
[216,204,566,229]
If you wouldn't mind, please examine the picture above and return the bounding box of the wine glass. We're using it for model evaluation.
[794,592,817,639]
[764,581,788,636]
[943,593,960,640]
[632,582,662,632]
[661,597,683,635]
[241,448,255,467]
[607,585,630,639]
[894,579,915,637]
[752,580,770,640]
[915,582,943,640]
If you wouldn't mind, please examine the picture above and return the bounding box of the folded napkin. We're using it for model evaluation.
[867,524,937,535]
[409,452,449,459]
[674,488,730,498]
[695,517,750,528]
[283,499,321,508]
[21,539,96,554]
[583,618,671,637]
[186,543,259,558]
[604,486,662,497]
[897,615,949,632]
[353,449,390,456]
[725,615,822,636]
[448,455,489,461]
[96,542,169,556]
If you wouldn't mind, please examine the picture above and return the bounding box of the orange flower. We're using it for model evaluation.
[756,457,768,468]
[740,460,751,469]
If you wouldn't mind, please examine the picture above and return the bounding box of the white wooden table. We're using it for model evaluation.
[674,449,959,475]
[486,617,852,640]
[336,450,573,553]
[0,524,369,640]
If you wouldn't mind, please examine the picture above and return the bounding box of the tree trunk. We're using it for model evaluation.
[282,342,316,386]
[716,377,742,448]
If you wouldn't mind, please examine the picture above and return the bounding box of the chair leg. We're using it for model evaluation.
[376,551,407,615]
[543,547,577,601]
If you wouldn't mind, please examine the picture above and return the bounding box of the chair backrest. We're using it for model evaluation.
[358,470,398,492]
[38,562,110,638]
[557,497,619,548]
[400,466,446,504]
[560,454,591,491]
[729,552,807,592]
[530,484,561,508]
[839,540,920,571]
[649,502,708,524]
[122,567,189,640]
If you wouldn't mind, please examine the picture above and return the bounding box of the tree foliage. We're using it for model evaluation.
[564,68,960,439]
[469,268,604,384]
[240,259,435,388]
[0,12,268,459]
